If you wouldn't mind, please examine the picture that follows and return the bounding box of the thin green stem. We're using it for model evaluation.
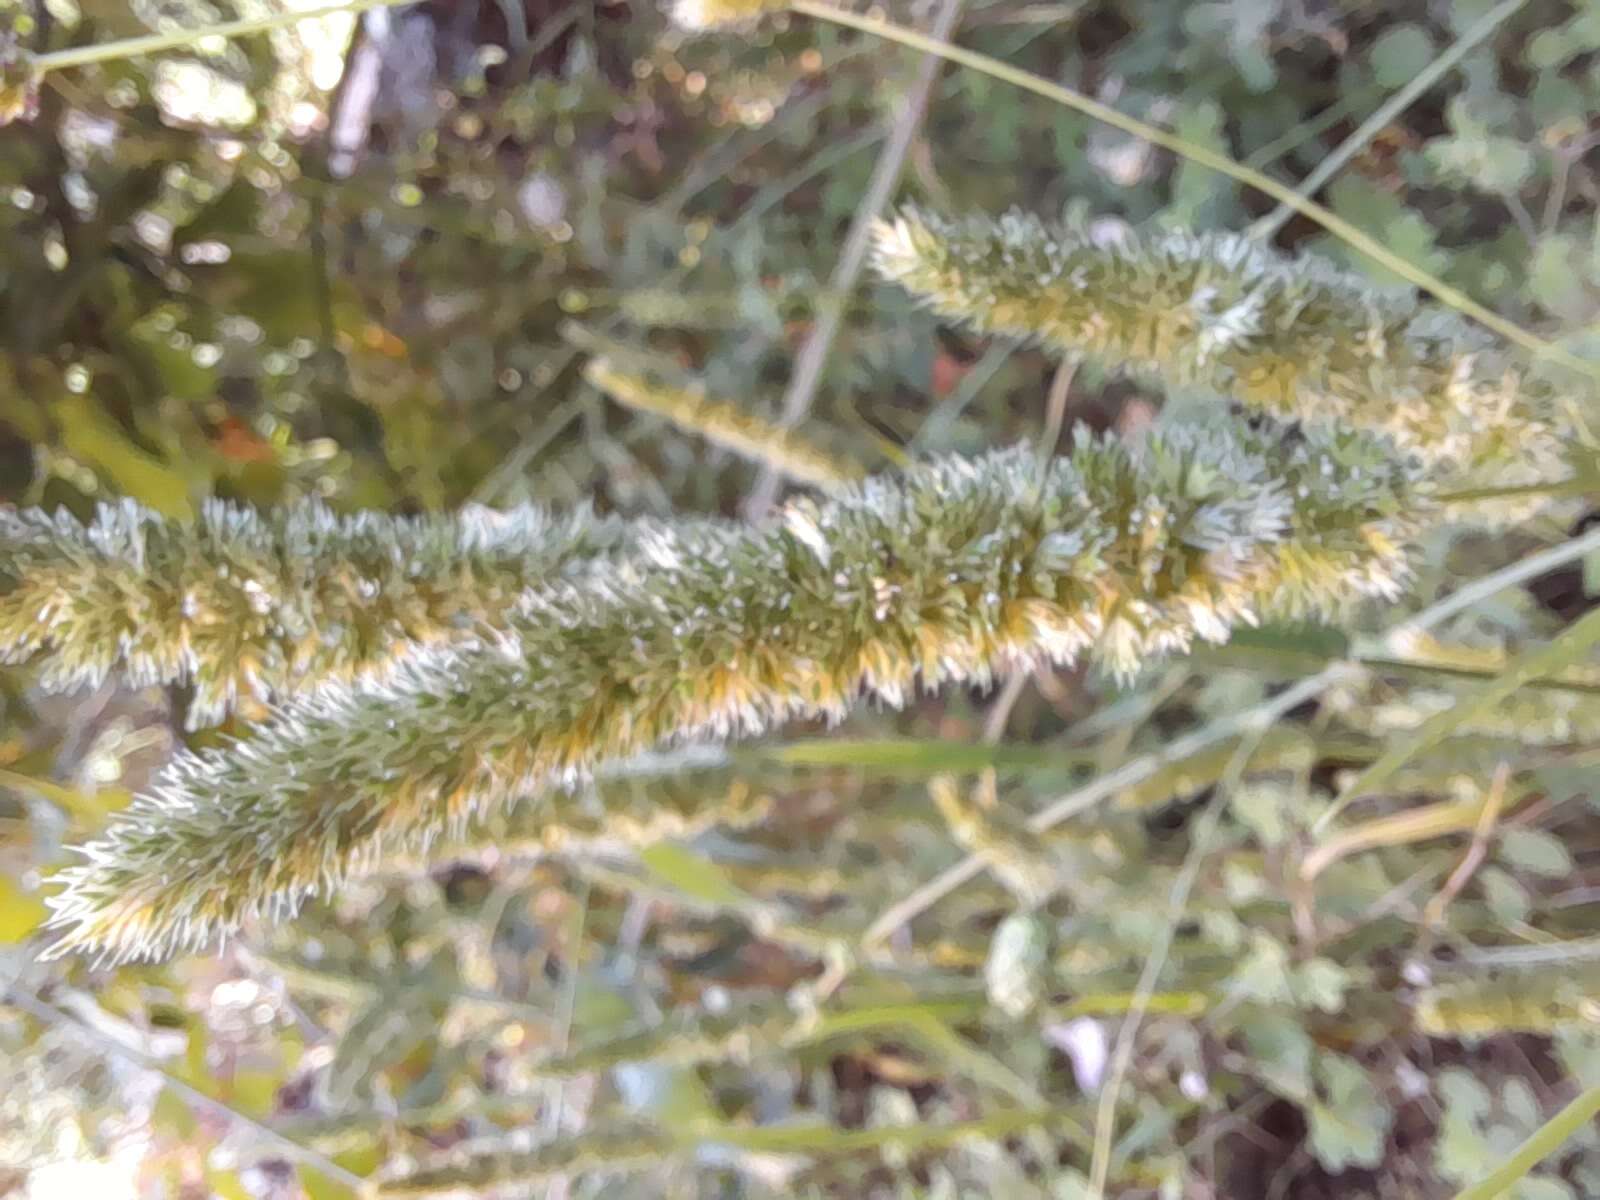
[735,15,1057,237]
[696,1108,1062,1154]
[788,0,1599,381]
[32,0,414,73]
[237,947,559,1028]
[1353,655,1600,697]
[1389,520,1600,645]
[910,340,1016,450]
[1206,644,1600,696]
[1248,0,1526,240]
[661,85,839,216]
[1434,477,1595,505]
[733,121,888,229]
[469,377,586,504]
[747,0,968,517]
[1451,1085,1600,1200]
[1243,94,1363,169]
[1088,730,1266,1197]
[543,877,591,1190]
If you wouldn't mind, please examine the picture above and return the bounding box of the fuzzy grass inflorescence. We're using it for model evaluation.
[0,498,616,727]
[585,358,861,488]
[871,206,1569,499]
[44,420,1424,964]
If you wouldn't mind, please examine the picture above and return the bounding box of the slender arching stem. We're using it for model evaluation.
[31,0,413,74]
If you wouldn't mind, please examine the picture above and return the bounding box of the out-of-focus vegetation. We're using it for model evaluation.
[3,1,1600,1197]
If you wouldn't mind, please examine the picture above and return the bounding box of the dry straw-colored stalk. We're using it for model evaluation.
[871,206,1568,499]
[0,499,616,726]
[585,358,861,488]
[44,421,1423,964]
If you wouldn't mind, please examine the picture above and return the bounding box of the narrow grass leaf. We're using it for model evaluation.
[1333,604,1600,815]
[637,842,755,909]
[1450,1085,1600,1200]
[762,738,1094,774]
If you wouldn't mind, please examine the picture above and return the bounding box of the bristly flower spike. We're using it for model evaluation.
[0,498,618,727]
[585,358,861,488]
[871,206,1567,503]
[44,420,1425,964]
